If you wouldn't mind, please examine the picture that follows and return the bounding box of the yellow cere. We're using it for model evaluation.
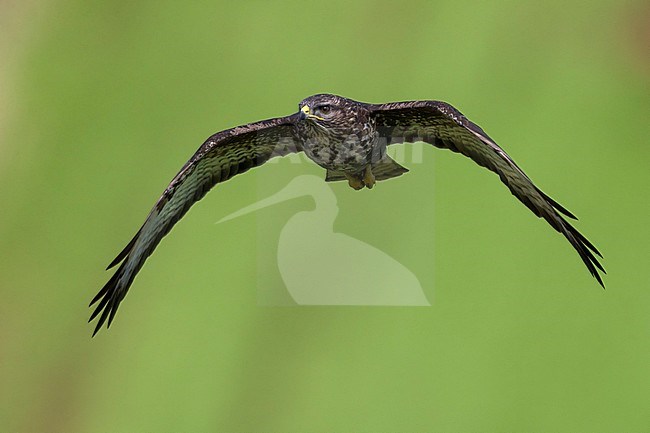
[301,105,324,121]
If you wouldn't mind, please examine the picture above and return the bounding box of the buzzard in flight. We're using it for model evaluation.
[89,94,605,335]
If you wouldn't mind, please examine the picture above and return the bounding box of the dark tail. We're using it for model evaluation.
[325,155,409,182]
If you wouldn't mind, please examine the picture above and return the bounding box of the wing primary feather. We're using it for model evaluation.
[571,225,603,258]
[537,189,578,220]
[561,219,606,283]
[89,268,120,307]
[106,295,123,329]
[88,289,111,320]
[106,228,141,270]
[91,296,114,337]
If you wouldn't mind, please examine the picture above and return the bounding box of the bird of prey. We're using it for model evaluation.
[89,93,605,335]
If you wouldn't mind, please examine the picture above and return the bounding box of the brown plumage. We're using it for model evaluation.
[89,93,605,336]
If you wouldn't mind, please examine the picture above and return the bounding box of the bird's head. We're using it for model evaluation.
[298,94,357,130]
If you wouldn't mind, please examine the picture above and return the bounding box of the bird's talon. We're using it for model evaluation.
[348,179,364,190]
[363,166,375,189]
[344,173,364,190]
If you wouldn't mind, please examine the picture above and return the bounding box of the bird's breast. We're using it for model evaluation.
[300,126,380,172]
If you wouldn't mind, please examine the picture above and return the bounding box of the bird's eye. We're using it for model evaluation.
[317,105,331,115]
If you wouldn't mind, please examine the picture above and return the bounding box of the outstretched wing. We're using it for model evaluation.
[89,114,301,335]
[368,101,605,286]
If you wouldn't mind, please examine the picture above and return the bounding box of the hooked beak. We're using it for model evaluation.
[299,105,323,121]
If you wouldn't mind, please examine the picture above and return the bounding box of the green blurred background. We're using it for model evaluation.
[2,0,649,431]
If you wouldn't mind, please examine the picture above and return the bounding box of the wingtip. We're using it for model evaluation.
[88,294,101,308]
[106,256,122,270]
[89,262,128,337]
[90,314,105,337]
[588,254,606,289]
[106,228,142,270]
[556,215,606,291]
[89,306,110,337]
[538,189,578,220]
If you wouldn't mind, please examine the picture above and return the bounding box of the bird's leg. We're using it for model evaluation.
[362,165,375,189]
[344,172,364,190]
